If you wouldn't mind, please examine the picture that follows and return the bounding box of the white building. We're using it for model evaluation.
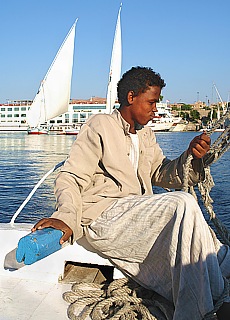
[0,100,176,133]
[0,101,119,132]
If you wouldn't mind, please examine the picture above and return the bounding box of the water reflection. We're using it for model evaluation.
[0,133,76,223]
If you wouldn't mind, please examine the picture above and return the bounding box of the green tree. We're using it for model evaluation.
[181,104,192,111]
[180,111,189,121]
[190,110,200,121]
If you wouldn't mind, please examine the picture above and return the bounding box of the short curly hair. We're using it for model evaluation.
[117,66,166,106]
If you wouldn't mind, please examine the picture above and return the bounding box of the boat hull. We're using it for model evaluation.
[27,128,49,134]
[64,130,79,135]
[147,121,174,132]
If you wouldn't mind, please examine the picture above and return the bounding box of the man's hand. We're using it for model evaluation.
[188,132,211,159]
[31,218,73,244]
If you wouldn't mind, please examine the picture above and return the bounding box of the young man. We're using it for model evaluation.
[32,67,230,319]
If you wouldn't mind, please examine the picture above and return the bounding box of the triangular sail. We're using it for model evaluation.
[213,83,226,120]
[27,20,77,128]
[106,4,122,114]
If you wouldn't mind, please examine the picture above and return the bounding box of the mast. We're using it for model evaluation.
[213,83,226,119]
[106,3,122,114]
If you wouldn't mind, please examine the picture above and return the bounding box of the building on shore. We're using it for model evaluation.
[3,98,224,133]
[0,98,119,132]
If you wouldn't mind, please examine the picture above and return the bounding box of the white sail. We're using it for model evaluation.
[213,83,226,119]
[106,4,122,114]
[27,20,77,128]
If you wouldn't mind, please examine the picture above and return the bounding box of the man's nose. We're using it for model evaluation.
[152,103,158,112]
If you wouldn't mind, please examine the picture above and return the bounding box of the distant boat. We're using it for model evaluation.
[27,126,49,135]
[106,3,122,114]
[213,83,227,120]
[64,129,79,135]
[27,20,77,134]
[147,102,182,132]
[61,126,80,135]
[199,84,228,132]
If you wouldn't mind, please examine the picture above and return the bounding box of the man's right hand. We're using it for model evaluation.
[31,218,73,244]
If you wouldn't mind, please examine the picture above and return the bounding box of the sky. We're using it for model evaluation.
[0,0,230,104]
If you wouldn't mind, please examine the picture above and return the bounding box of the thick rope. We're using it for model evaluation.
[181,112,230,316]
[203,126,230,167]
[63,278,174,320]
[63,275,229,320]
[182,122,230,245]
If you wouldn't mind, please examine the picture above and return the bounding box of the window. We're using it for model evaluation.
[80,113,87,123]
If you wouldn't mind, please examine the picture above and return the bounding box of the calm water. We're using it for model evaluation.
[0,132,229,231]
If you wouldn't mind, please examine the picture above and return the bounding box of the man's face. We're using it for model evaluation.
[129,86,161,125]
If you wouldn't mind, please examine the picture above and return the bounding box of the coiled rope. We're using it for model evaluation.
[63,276,227,320]
[63,278,174,320]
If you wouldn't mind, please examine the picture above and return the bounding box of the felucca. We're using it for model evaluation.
[27,20,77,134]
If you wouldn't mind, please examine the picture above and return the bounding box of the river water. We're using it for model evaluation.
[0,132,229,231]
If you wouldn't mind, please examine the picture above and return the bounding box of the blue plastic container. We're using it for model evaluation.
[16,228,63,265]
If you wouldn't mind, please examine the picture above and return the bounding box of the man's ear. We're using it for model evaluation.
[127,91,135,105]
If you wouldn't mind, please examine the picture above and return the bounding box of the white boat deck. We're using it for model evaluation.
[0,275,70,320]
[0,223,123,320]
